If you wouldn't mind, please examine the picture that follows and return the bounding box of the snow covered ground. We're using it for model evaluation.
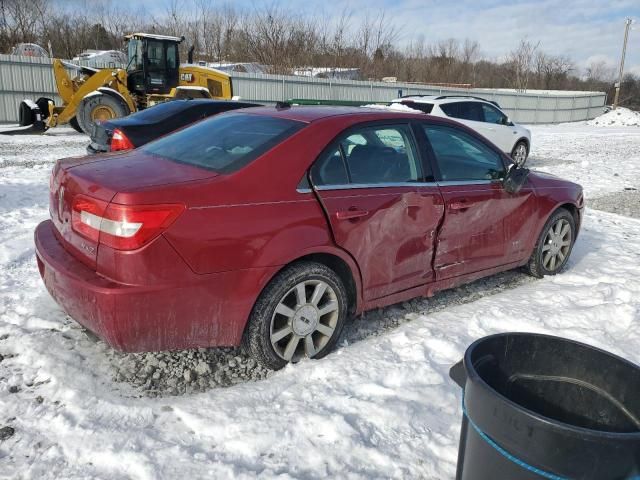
[1,121,640,479]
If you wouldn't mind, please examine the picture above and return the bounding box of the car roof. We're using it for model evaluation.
[104,99,260,128]
[239,105,425,123]
[392,95,501,108]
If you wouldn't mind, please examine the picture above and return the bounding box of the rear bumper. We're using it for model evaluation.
[35,220,276,352]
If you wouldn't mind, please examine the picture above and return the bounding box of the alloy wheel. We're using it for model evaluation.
[270,279,339,362]
[513,143,528,167]
[542,218,572,272]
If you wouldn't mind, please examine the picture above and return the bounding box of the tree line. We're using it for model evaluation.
[1,0,638,108]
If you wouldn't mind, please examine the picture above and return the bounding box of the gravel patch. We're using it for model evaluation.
[108,269,533,397]
[0,426,15,441]
[589,188,640,219]
[107,347,272,396]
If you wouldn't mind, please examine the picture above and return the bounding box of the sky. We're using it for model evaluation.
[69,0,640,76]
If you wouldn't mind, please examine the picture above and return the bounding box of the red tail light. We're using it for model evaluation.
[110,129,135,152]
[72,195,184,250]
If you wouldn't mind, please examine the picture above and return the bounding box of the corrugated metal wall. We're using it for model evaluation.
[229,72,607,124]
[0,54,607,125]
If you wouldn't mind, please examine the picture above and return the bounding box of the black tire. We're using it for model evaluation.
[77,92,130,135]
[35,97,54,120]
[511,140,529,167]
[524,208,576,278]
[68,116,83,133]
[243,261,349,370]
[18,101,36,126]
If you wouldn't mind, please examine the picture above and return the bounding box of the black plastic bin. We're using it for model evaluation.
[449,333,640,480]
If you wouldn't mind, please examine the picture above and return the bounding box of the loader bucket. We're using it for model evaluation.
[0,100,48,135]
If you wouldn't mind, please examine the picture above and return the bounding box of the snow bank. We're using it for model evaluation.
[586,106,640,127]
[362,103,422,113]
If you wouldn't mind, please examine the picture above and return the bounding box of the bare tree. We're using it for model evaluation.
[507,39,539,91]
[0,2,625,105]
[585,59,615,84]
[534,52,573,89]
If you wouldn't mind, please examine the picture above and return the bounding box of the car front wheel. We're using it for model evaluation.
[525,208,576,278]
[244,261,348,370]
[511,141,529,167]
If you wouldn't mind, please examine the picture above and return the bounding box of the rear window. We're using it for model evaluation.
[401,101,433,114]
[141,113,304,173]
[130,100,193,122]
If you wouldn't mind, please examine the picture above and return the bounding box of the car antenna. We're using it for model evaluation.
[275,101,291,110]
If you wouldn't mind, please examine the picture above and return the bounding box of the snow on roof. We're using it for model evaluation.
[293,67,360,76]
[487,87,603,96]
[125,33,183,42]
[10,43,49,57]
[72,50,127,63]
[180,63,229,77]
[202,62,268,74]
[362,103,423,113]
[586,107,640,127]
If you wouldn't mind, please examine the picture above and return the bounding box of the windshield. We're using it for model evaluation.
[127,38,143,71]
[141,113,305,173]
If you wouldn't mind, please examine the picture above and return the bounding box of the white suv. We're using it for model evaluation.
[391,95,531,166]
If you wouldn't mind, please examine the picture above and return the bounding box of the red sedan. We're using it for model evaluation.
[35,106,584,369]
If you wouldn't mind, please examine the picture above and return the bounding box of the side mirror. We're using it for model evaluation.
[503,166,529,194]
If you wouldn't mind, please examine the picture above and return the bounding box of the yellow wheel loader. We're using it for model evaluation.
[8,33,233,135]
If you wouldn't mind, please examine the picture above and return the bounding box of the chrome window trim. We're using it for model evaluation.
[313,181,438,191]
[436,179,503,187]
[311,179,508,191]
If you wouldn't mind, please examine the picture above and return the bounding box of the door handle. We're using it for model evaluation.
[449,201,469,212]
[336,208,369,220]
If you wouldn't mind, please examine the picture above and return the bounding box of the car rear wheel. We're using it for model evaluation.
[524,208,576,278]
[244,261,348,370]
[77,92,130,135]
[511,141,528,167]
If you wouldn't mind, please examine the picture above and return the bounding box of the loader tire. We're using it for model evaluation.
[77,92,129,135]
[69,117,83,133]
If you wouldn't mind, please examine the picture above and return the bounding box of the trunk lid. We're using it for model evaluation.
[58,150,218,191]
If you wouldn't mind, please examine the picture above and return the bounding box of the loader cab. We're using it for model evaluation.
[125,33,182,96]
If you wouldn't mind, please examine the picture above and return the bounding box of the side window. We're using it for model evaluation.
[311,147,349,186]
[147,41,165,67]
[423,124,505,181]
[374,129,407,150]
[339,133,366,157]
[482,104,506,125]
[167,44,178,69]
[311,125,422,186]
[345,125,421,184]
[459,102,483,121]
[440,102,461,119]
